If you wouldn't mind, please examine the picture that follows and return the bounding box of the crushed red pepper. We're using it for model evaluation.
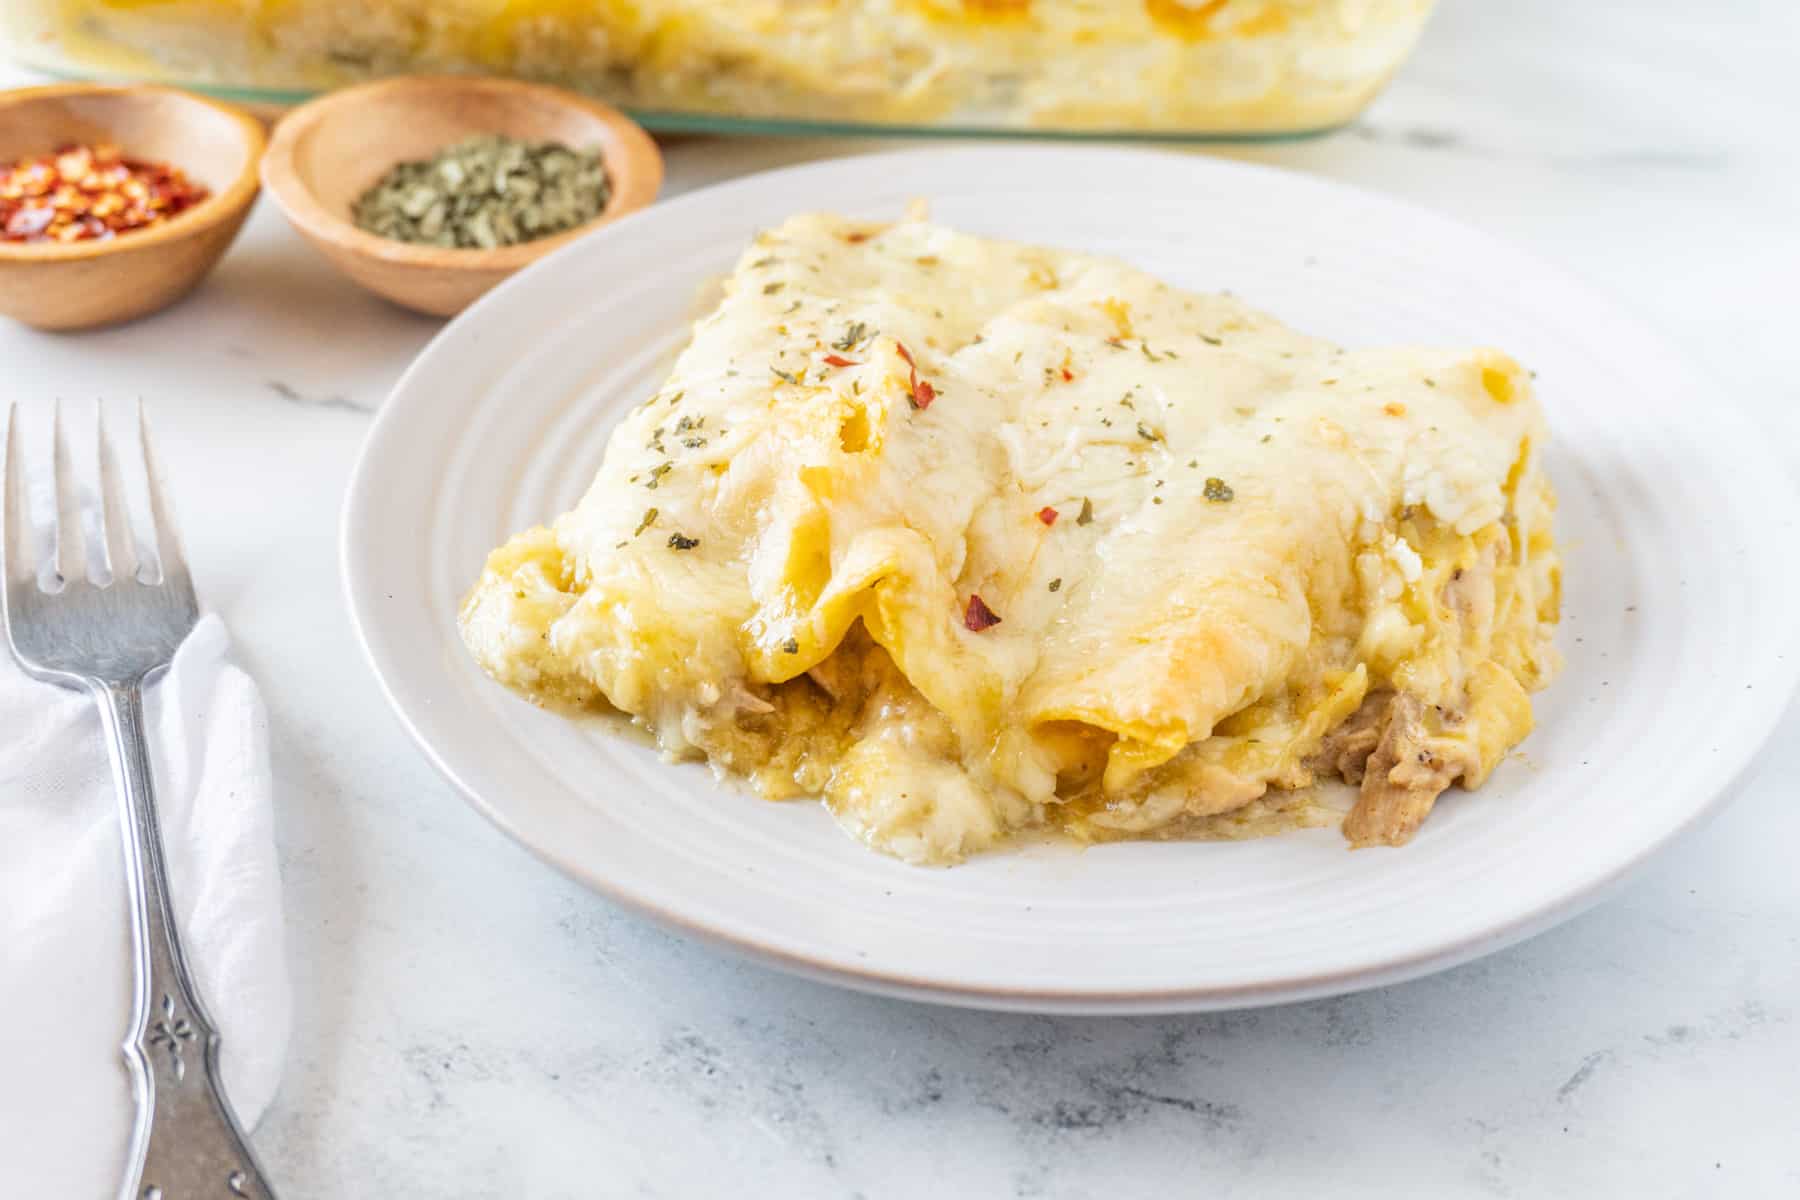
[821,353,859,368]
[895,341,938,410]
[1,143,209,244]
[1037,506,1059,526]
[963,594,1002,632]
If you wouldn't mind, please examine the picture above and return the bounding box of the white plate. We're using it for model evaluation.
[342,147,1800,1014]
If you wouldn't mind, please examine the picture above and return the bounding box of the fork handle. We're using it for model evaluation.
[96,679,277,1200]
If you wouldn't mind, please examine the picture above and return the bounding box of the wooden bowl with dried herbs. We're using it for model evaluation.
[261,76,662,317]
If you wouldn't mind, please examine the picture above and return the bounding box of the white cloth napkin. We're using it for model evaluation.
[0,615,289,1195]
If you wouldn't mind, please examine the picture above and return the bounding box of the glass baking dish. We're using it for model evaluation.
[3,1,1435,139]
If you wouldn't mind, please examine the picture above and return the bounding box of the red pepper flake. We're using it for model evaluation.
[1060,367,1074,382]
[963,593,1002,632]
[5,206,53,240]
[821,354,859,368]
[895,341,938,411]
[0,143,208,244]
[1036,506,1059,526]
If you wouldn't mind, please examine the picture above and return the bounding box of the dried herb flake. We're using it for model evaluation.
[833,321,871,352]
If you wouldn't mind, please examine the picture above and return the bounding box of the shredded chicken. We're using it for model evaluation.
[1309,689,1392,785]
[1336,693,1460,846]
[1306,543,1514,846]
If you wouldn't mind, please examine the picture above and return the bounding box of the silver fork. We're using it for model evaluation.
[2,404,276,1200]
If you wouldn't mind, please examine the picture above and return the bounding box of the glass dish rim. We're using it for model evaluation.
[18,61,1350,144]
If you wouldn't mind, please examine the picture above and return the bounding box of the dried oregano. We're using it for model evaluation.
[353,135,610,250]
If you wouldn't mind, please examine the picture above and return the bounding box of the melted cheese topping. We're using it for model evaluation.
[462,213,1560,864]
[50,0,1434,134]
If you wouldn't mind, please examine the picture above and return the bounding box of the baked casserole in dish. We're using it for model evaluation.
[6,0,1436,136]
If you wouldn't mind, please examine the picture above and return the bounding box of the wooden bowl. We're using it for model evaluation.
[0,84,264,331]
[261,76,663,318]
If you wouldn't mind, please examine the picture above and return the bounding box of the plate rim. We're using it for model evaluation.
[342,144,1800,1014]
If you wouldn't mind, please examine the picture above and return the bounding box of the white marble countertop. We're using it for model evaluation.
[5,1,1798,1194]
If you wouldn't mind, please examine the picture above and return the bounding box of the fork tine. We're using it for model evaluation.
[138,403,195,606]
[50,400,81,587]
[3,403,29,585]
[96,405,138,586]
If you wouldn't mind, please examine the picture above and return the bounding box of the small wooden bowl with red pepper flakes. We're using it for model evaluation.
[0,83,264,331]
